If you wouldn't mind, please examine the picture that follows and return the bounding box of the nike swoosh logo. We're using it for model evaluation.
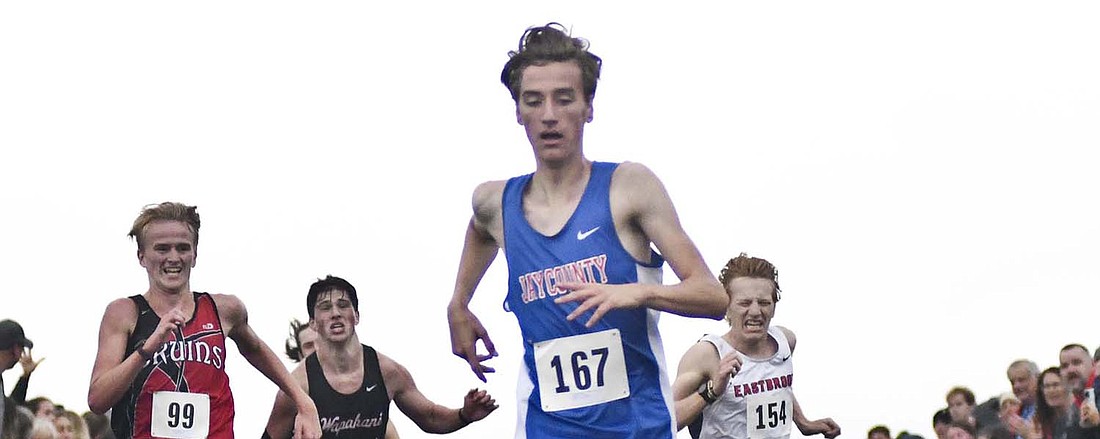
[365,384,377,392]
[577,227,600,240]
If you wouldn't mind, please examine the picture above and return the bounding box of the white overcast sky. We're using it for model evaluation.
[2,2,1098,439]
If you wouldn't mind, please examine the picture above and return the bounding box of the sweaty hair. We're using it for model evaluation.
[284,318,309,362]
[500,22,602,103]
[127,202,200,249]
[946,386,976,405]
[718,253,781,302]
[306,275,359,319]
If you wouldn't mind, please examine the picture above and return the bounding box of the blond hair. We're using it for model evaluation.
[128,202,200,249]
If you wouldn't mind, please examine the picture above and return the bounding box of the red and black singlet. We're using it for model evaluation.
[111,292,235,439]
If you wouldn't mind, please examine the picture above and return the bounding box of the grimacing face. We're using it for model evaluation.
[310,290,358,343]
[725,277,776,341]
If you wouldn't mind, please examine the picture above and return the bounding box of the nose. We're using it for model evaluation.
[540,101,560,125]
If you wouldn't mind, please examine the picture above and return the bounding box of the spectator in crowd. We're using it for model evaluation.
[936,408,956,439]
[978,424,1014,439]
[23,399,53,421]
[1060,345,1096,404]
[1,320,34,436]
[79,412,112,439]
[5,347,44,408]
[949,387,980,429]
[870,425,892,439]
[28,418,56,439]
[2,398,34,439]
[51,411,87,439]
[1030,366,1077,439]
[948,421,978,439]
[1009,360,1041,421]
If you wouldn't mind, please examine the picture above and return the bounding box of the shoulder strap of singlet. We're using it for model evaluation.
[361,344,388,397]
[128,294,151,312]
[305,352,323,396]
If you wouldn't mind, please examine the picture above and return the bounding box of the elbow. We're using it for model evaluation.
[87,395,110,415]
[706,287,729,319]
[87,384,117,415]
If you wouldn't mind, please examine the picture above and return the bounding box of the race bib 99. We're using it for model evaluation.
[151,391,210,439]
[533,329,629,412]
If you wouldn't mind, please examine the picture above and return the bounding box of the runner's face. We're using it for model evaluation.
[312,290,358,342]
[725,277,775,340]
[138,221,196,294]
[516,61,592,164]
[298,326,318,358]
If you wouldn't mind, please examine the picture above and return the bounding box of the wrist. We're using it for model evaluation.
[698,380,719,404]
[457,408,472,425]
[136,345,154,360]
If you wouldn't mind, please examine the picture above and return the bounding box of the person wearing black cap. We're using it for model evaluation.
[1,318,34,435]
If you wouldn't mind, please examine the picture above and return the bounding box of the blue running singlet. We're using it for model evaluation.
[502,161,675,439]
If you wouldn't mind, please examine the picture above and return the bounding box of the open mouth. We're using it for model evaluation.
[539,131,564,141]
[163,267,183,275]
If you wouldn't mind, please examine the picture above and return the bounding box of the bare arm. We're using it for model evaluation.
[557,163,728,326]
[218,295,321,439]
[262,366,307,439]
[624,162,726,317]
[672,343,717,430]
[384,354,497,434]
[384,421,400,439]
[792,394,841,438]
[447,181,504,382]
[87,298,173,413]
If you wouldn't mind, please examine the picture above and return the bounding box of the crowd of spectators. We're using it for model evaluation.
[870,345,1100,439]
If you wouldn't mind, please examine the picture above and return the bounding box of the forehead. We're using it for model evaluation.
[727,277,775,299]
[1007,365,1033,378]
[314,289,351,304]
[143,221,195,245]
[519,61,584,94]
[1060,347,1090,362]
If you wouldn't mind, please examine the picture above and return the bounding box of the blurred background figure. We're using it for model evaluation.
[870,425,893,439]
[284,319,318,363]
[79,412,111,439]
[935,408,955,439]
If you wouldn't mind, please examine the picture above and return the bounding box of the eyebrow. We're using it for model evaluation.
[521,88,577,97]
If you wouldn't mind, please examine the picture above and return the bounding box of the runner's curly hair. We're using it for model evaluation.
[718,253,781,302]
[500,22,603,103]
